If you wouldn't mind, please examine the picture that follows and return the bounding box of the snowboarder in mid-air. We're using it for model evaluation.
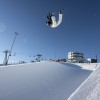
[46,9,63,28]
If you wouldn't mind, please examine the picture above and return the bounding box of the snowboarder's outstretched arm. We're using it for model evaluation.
[56,10,63,27]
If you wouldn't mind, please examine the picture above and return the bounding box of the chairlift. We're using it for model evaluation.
[9,54,11,56]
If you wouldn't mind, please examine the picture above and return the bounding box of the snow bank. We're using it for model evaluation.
[68,64,100,100]
[74,63,99,71]
[0,62,91,100]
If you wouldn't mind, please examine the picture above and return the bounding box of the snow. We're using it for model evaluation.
[74,63,99,71]
[68,63,100,100]
[0,61,92,100]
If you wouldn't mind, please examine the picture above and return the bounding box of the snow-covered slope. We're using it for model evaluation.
[74,63,99,70]
[68,64,100,100]
[0,62,91,100]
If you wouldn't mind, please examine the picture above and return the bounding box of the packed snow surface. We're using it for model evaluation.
[0,62,93,100]
[74,63,99,71]
[68,63,100,100]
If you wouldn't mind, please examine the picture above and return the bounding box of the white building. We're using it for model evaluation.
[67,51,85,63]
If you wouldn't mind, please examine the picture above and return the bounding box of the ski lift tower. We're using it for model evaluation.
[7,32,18,65]
[36,54,42,62]
[3,50,9,65]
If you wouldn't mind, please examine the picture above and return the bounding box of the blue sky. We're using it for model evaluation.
[0,0,100,62]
